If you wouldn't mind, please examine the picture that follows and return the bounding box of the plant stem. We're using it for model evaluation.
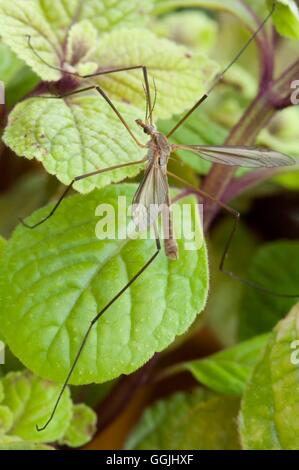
[202,57,299,229]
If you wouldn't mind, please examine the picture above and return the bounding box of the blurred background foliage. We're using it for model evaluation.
[0,0,299,450]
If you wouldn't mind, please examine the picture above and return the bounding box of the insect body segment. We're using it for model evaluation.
[133,121,178,259]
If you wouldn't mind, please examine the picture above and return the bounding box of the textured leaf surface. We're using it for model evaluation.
[0,371,72,442]
[0,0,152,80]
[239,241,299,340]
[3,96,145,193]
[0,185,209,384]
[126,389,240,450]
[93,28,217,120]
[240,303,299,450]
[59,403,97,447]
[183,334,269,395]
[0,405,13,435]
[0,0,63,81]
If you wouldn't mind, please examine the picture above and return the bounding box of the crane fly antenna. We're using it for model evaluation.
[148,78,158,124]
[142,82,150,122]
[167,1,277,138]
[36,226,161,431]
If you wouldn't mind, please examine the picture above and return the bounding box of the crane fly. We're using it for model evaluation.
[17,1,298,431]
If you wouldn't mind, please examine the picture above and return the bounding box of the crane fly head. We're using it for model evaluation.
[136,119,156,136]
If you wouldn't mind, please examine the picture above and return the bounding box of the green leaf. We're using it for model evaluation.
[0,43,24,84]
[3,96,146,194]
[240,303,299,450]
[65,20,98,69]
[59,403,97,448]
[204,220,259,346]
[238,241,299,340]
[0,440,54,450]
[126,389,240,450]
[183,334,270,395]
[0,236,6,259]
[0,43,39,107]
[154,0,256,29]
[0,1,153,81]
[0,381,3,402]
[0,405,13,435]
[93,28,217,120]
[0,0,63,81]
[0,184,209,384]
[1,371,72,443]
[152,10,218,51]
[159,109,228,174]
[0,173,55,238]
[270,0,299,39]
[38,0,153,41]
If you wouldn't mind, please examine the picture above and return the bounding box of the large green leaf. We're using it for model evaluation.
[240,303,299,450]
[0,184,209,384]
[92,28,217,120]
[183,334,270,395]
[3,96,145,194]
[126,389,240,450]
[1,370,72,443]
[0,0,153,81]
[238,241,299,340]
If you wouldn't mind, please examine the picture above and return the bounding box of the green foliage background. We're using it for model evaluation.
[0,0,298,450]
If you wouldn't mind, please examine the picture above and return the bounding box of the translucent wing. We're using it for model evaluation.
[173,144,295,168]
[132,164,169,231]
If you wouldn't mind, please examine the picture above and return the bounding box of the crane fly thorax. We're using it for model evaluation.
[146,132,171,168]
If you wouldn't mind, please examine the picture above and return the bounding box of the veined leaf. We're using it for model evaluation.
[59,404,97,448]
[0,0,153,81]
[239,241,299,340]
[126,389,240,450]
[38,0,153,42]
[0,184,209,384]
[240,303,299,450]
[1,370,72,443]
[0,0,63,81]
[3,95,146,194]
[94,28,217,120]
[183,334,270,395]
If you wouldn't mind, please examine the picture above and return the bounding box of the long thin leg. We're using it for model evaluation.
[167,170,299,298]
[20,159,145,229]
[27,35,153,124]
[166,2,277,138]
[38,85,146,148]
[37,226,161,431]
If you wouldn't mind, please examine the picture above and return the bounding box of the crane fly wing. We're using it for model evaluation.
[173,144,295,168]
[132,164,169,231]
